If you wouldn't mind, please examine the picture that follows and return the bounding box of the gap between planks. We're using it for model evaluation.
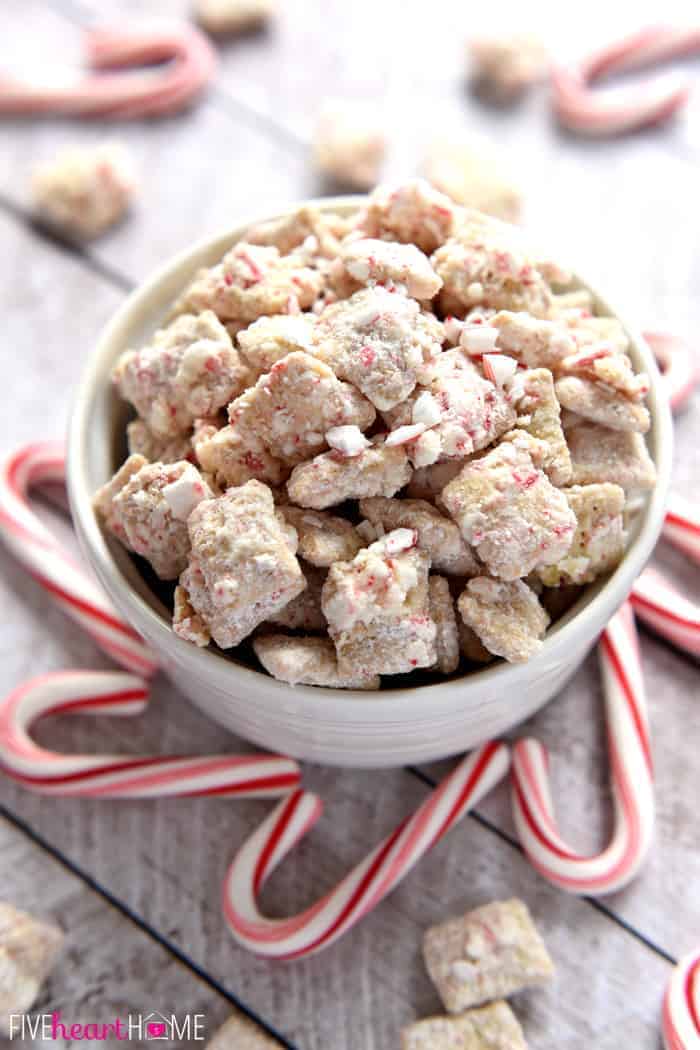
[0,803,298,1050]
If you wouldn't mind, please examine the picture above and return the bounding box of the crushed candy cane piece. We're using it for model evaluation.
[325,425,372,457]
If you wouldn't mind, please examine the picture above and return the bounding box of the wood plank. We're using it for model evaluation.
[0,815,250,1050]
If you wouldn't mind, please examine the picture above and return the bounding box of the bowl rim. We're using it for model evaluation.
[67,196,674,716]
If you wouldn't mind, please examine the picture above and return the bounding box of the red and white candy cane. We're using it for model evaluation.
[223,741,510,959]
[663,947,700,1050]
[0,22,217,119]
[0,442,157,677]
[0,670,300,799]
[629,496,700,658]
[645,332,698,414]
[512,602,654,895]
[551,26,700,136]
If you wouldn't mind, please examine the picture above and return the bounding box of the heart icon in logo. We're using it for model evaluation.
[147,1022,167,1037]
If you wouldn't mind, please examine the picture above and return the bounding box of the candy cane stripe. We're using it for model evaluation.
[551,26,700,136]
[663,949,700,1050]
[0,671,300,800]
[223,741,510,959]
[512,602,654,895]
[644,332,698,413]
[0,443,157,675]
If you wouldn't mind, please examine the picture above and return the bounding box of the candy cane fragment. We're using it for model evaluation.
[644,332,698,413]
[223,741,510,959]
[512,602,654,895]
[0,670,300,799]
[0,443,157,676]
[661,495,700,566]
[0,22,217,119]
[663,947,700,1050]
[631,567,700,658]
[551,26,700,136]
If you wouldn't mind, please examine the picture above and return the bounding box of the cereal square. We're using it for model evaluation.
[359,497,479,576]
[432,212,552,318]
[457,577,549,663]
[195,423,288,489]
[511,368,572,486]
[341,238,443,300]
[94,455,212,580]
[490,310,574,370]
[312,285,444,411]
[267,565,327,631]
[441,434,576,580]
[228,351,375,464]
[401,1001,527,1050]
[277,505,363,566]
[112,311,251,438]
[287,440,412,510]
[537,483,626,586]
[253,634,379,689]
[174,481,304,648]
[567,422,656,490]
[554,376,650,433]
[423,899,554,1013]
[237,314,315,379]
[429,575,460,674]
[179,242,322,323]
[322,529,437,676]
[360,178,456,254]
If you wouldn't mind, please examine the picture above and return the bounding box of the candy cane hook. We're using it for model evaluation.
[0,443,157,676]
[0,670,300,799]
[551,26,700,136]
[223,741,510,959]
[663,948,700,1050]
[0,21,217,119]
[512,602,654,895]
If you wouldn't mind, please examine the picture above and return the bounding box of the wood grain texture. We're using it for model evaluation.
[0,0,699,1046]
[0,816,242,1050]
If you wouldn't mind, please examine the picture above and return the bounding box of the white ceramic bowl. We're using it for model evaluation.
[67,199,673,768]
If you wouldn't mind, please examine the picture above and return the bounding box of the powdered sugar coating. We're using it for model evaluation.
[313,100,386,190]
[94,455,212,580]
[360,178,456,254]
[322,530,437,676]
[179,242,322,323]
[277,505,363,566]
[567,422,656,490]
[312,285,444,411]
[0,903,64,1034]
[433,212,552,317]
[555,376,650,432]
[32,142,136,239]
[360,497,479,576]
[457,577,550,663]
[287,440,412,509]
[429,575,460,674]
[228,351,375,465]
[402,1001,527,1050]
[174,481,304,649]
[441,433,576,580]
[341,238,443,300]
[246,206,355,258]
[113,311,250,438]
[423,898,554,1013]
[511,368,572,486]
[537,483,626,586]
[560,342,650,401]
[237,314,315,379]
[253,634,380,689]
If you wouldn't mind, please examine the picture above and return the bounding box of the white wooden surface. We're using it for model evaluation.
[1,1,699,1047]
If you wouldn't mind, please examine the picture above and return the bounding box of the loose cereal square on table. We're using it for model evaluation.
[423,898,554,1013]
[401,1000,527,1050]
